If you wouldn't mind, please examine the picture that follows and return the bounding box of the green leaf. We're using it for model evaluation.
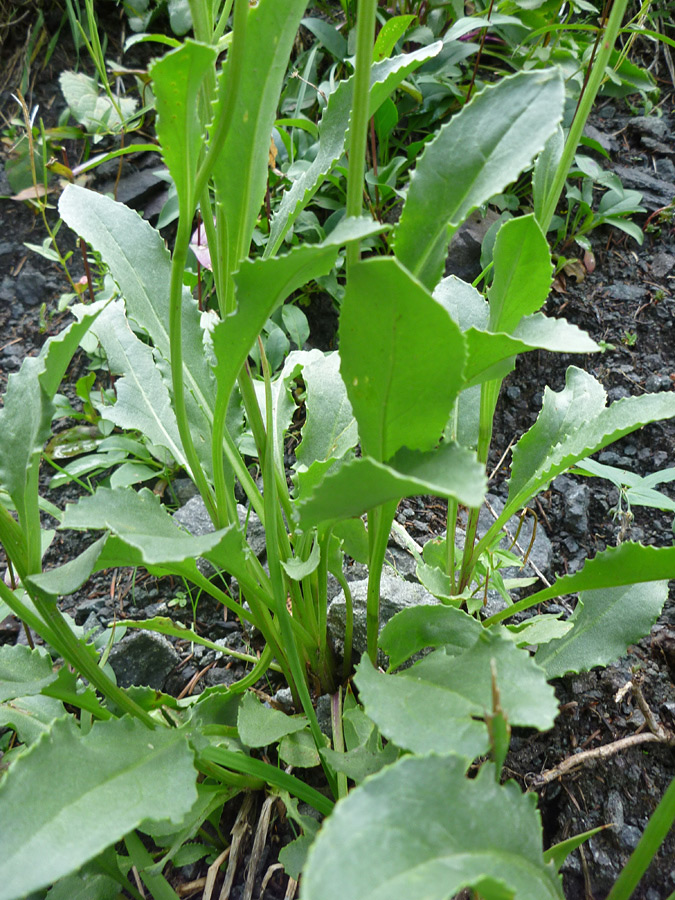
[373,15,416,60]
[393,69,565,289]
[279,728,323,768]
[543,826,607,871]
[533,125,564,225]
[507,369,675,512]
[237,691,308,748]
[295,351,358,468]
[60,72,138,133]
[301,17,347,59]
[0,716,197,900]
[296,442,485,527]
[91,301,186,467]
[379,605,483,670]
[60,488,245,569]
[356,628,557,760]
[0,694,66,746]
[340,257,466,461]
[46,867,121,900]
[211,0,310,275]
[487,215,553,333]
[26,535,108,597]
[0,645,57,703]
[150,40,217,212]
[59,187,216,473]
[302,755,563,900]
[320,732,399,784]
[213,218,382,407]
[266,44,441,256]
[535,582,668,679]
[281,539,321,581]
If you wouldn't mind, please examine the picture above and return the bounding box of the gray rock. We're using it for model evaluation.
[612,164,675,210]
[384,545,417,581]
[644,373,671,393]
[583,123,618,153]
[553,475,590,536]
[445,209,501,283]
[608,282,647,302]
[655,157,675,182]
[619,824,642,851]
[650,252,675,278]
[316,694,332,736]
[472,493,554,578]
[327,572,436,660]
[628,115,668,140]
[15,265,47,308]
[108,630,180,689]
[173,495,267,560]
[74,596,107,626]
[605,790,624,836]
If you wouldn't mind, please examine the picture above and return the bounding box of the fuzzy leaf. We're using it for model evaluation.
[0,716,197,900]
[302,755,563,900]
[379,605,483,670]
[0,645,56,703]
[295,351,358,467]
[340,257,466,461]
[393,69,564,289]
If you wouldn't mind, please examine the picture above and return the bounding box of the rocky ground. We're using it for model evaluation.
[1,14,675,899]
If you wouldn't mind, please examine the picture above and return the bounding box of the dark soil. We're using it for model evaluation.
[1,11,675,900]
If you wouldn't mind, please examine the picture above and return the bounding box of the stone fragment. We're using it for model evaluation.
[173,495,267,560]
[553,475,590,536]
[612,164,675,210]
[650,252,675,278]
[15,265,47,308]
[108,630,180,689]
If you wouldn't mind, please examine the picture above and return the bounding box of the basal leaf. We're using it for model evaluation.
[340,257,466,461]
[26,535,108,597]
[0,716,197,900]
[266,44,441,256]
[91,302,187,467]
[237,691,307,748]
[378,605,482,670]
[59,187,215,470]
[150,40,217,212]
[0,694,66,746]
[296,443,485,527]
[533,125,564,225]
[393,69,564,289]
[535,581,668,679]
[302,755,563,900]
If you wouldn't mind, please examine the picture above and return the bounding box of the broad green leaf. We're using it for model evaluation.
[0,716,197,900]
[60,488,245,569]
[296,443,485,527]
[91,302,186,467]
[47,867,121,900]
[279,728,323,768]
[59,187,215,472]
[212,218,383,406]
[533,125,564,225]
[356,629,556,759]
[320,731,399,783]
[463,315,599,386]
[0,693,65,746]
[379,605,483,670]
[340,257,466,461]
[237,691,307,748]
[504,614,573,647]
[302,755,563,900]
[487,215,552,333]
[295,351,358,468]
[354,654,488,761]
[508,371,675,511]
[266,44,441,256]
[509,367,610,502]
[393,69,564,289]
[211,0,310,276]
[150,40,217,212]
[0,645,56,703]
[535,582,668,679]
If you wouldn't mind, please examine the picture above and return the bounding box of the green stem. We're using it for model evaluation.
[345,0,378,273]
[331,688,349,800]
[447,498,458,593]
[366,500,398,665]
[539,0,629,232]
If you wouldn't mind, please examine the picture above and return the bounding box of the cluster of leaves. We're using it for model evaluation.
[1,2,675,899]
